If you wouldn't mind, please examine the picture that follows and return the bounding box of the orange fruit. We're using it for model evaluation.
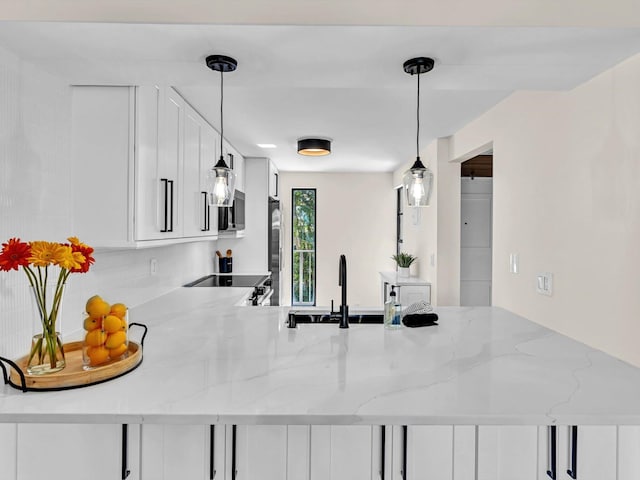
[120,318,128,332]
[105,331,126,349]
[85,329,107,347]
[83,316,101,331]
[86,295,110,319]
[109,303,127,319]
[87,346,110,365]
[103,315,122,334]
[108,343,128,359]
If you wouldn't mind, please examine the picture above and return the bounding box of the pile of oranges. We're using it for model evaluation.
[83,295,128,367]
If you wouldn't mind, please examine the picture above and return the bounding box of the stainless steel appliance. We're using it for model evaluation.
[185,274,273,306]
[218,190,245,231]
[268,197,282,306]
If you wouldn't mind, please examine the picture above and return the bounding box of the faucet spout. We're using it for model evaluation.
[338,254,349,328]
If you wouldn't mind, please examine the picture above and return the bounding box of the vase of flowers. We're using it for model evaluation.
[0,237,95,375]
[392,252,417,277]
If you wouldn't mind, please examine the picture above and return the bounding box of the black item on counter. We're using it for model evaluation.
[402,313,439,327]
[219,257,233,273]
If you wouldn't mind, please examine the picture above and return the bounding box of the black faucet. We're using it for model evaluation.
[338,254,349,328]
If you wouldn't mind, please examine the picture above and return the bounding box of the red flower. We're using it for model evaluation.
[0,238,32,271]
[69,242,95,274]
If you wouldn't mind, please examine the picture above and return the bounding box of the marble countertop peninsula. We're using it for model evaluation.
[2,287,640,426]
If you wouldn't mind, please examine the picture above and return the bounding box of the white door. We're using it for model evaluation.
[0,423,17,479]
[567,426,616,480]
[235,425,288,480]
[460,177,492,306]
[310,425,377,480]
[140,424,210,480]
[477,426,538,480]
[618,425,640,479]
[17,424,139,480]
[406,425,454,479]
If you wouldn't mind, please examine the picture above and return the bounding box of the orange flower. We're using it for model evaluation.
[0,238,31,271]
[28,241,67,267]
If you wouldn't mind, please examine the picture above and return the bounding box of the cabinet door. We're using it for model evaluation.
[235,425,288,480]
[141,424,211,480]
[567,426,616,480]
[156,87,184,238]
[398,285,431,306]
[477,426,538,480]
[0,423,17,479]
[183,104,217,238]
[17,424,137,480]
[618,426,640,479]
[405,425,454,480]
[310,425,377,480]
[269,160,279,198]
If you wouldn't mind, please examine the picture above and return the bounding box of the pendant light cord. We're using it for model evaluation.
[416,71,421,158]
[220,70,224,156]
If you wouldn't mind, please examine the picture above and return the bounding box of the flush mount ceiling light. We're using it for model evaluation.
[402,57,435,207]
[297,138,331,156]
[205,54,237,207]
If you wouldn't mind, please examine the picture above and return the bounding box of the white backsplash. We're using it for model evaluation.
[0,46,216,359]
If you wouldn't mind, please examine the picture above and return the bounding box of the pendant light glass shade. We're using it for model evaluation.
[402,157,433,207]
[402,57,435,207]
[205,54,238,207]
[207,157,237,206]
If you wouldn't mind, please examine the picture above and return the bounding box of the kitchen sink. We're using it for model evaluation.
[287,310,384,327]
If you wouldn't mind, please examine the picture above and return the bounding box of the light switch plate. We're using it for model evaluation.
[536,272,553,296]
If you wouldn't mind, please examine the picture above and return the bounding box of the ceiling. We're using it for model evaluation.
[2,21,640,172]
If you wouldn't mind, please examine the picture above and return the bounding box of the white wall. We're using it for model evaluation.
[0,46,215,360]
[280,172,396,307]
[406,52,640,366]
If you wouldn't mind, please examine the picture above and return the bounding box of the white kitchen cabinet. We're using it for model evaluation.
[183,102,218,238]
[310,425,379,480]
[72,85,225,247]
[618,426,640,479]
[269,160,279,198]
[16,423,139,480]
[537,425,618,480]
[235,425,288,480]
[380,272,431,307]
[477,426,538,480]
[0,423,16,479]
[141,424,224,480]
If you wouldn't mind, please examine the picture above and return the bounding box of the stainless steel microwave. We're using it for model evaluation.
[218,190,245,231]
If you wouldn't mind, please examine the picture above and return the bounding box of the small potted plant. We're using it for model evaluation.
[392,252,417,277]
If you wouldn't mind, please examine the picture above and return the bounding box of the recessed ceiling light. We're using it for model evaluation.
[257,143,277,149]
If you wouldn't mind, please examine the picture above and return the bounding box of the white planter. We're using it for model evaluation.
[398,267,410,277]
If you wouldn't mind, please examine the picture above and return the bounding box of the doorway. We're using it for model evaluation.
[460,155,493,306]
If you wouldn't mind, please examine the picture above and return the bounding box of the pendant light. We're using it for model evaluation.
[402,57,435,207]
[205,54,237,207]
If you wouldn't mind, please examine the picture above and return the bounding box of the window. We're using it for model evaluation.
[291,189,316,306]
[396,186,403,256]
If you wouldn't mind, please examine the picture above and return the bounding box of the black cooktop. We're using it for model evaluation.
[185,275,268,288]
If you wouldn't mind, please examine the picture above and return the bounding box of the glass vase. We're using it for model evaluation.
[27,283,66,375]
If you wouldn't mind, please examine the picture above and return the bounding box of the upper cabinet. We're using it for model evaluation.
[71,85,239,248]
[268,160,279,199]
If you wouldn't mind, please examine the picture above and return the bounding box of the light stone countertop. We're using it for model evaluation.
[2,287,640,426]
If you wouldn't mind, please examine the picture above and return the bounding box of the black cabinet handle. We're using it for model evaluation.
[232,425,237,480]
[201,192,208,231]
[567,425,578,479]
[160,179,169,232]
[380,425,386,480]
[209,425,216,479]
[401,425,408,480]
[168,179,174,232]
[121,424,131,479]
[275,172,279,197]
[546,426,557,479]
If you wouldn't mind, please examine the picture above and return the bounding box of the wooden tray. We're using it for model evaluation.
[7,340,142,391]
